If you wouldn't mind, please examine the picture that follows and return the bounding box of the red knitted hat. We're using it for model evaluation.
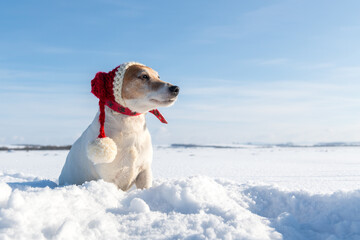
[87,62,144,164]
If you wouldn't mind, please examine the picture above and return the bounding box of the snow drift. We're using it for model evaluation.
[1,172,360,240]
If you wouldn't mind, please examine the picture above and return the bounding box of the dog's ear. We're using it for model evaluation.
[91,72,115,100]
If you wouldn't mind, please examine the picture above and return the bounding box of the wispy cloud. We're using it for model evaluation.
[0,68,83,80]
[193,2,293,43]
[37,46,126,56]
[331,66,360,79]
[169,77,360,142]
[243,58,289,66]
[297,62,335,70]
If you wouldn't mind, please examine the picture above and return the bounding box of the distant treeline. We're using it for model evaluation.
[2,142,360,151]
[0,145,72,151]
[170,142,360,149]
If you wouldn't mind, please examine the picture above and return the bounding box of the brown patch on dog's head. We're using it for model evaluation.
[120,64,179,113]
[122,64,167,100]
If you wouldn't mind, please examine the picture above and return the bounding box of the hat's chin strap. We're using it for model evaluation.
[105,100,168,124]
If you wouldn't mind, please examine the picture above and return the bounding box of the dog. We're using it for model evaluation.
[59,62,179,191]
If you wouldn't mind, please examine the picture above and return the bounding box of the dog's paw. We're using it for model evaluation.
[87,137,117,164]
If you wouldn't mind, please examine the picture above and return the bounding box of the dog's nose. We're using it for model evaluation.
[169,85,180,96]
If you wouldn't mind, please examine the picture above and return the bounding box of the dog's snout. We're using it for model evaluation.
[169,85,180,96]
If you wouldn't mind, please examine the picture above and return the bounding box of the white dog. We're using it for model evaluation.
[59,62,179,191]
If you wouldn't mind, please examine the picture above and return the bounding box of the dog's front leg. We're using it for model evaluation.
[135,168,153,189]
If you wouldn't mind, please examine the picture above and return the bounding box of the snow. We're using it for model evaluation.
[1,146,360,239]
[152,146,360,193]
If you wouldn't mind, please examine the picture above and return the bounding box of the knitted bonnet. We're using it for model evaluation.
[87,62,144,164]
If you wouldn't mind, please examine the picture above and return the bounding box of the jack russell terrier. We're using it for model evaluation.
[59,62,179,191]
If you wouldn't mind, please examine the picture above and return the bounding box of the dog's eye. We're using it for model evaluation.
[158,76,160,79]
[142,75,149,80]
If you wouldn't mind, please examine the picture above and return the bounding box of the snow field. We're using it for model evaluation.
[1,146,360,239]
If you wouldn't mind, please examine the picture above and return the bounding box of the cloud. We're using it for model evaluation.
[168,76,360,138]
[257,58,289,65]
[297,62,335,70]
[331,66,360,79]
[240,58,289,66]
[0,68,85,81]
[193,1,292,42]
[37,46,125,56]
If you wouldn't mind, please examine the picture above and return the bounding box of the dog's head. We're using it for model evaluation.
[120,64,179,113]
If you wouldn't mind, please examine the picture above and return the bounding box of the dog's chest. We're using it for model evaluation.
[119,132,151,184]
[115,131,151,168]
[95,122,152,187]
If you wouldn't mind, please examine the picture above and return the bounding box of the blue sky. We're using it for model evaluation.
[1,0,360,145]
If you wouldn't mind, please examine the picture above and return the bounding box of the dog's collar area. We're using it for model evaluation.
[105,100,168,124]
[105,100,141,116]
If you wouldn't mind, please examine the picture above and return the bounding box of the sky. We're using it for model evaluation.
[1,0,360,145]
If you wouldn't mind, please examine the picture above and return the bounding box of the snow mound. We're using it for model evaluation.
[1,172,360,239]
[0,173,280,240]
[243,185,360,240]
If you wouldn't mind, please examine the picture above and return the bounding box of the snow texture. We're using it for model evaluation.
[1,146,360,239]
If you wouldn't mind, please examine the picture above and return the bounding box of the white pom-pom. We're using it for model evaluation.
[87,137,117,164]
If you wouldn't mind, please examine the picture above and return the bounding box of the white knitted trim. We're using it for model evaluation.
[113,62,144,106]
